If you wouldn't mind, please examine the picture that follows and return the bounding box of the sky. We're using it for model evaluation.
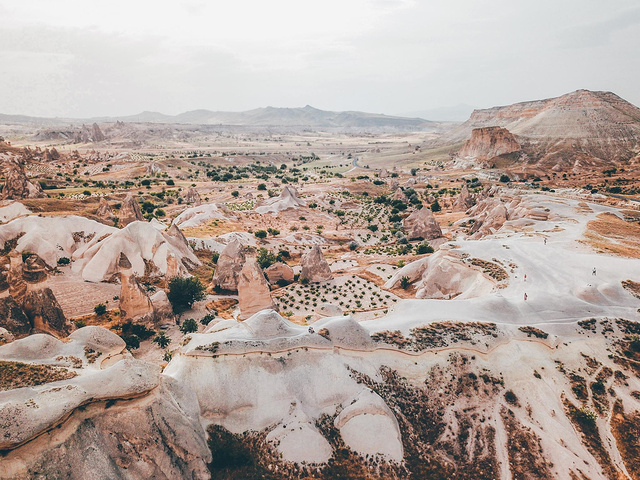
[1,0,639,119]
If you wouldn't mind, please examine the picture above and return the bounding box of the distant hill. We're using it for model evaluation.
[400,104,475,122]
[0,105,432,129]
[441,90,640,168]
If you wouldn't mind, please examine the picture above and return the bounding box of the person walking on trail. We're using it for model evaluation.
[524,292,528,301]
[524,274,527,282]
[544,238,547,245]
[592,267,597,276]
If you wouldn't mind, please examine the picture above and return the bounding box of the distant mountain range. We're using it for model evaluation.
[0,105,433,129]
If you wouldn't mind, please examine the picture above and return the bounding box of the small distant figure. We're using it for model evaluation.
[524,293,528,301]
[592,267,597,276]
[524,274,527,282]
[308,326,315,334]
[544,238,547,245]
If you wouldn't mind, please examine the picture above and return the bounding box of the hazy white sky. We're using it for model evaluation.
[1,0,639,118]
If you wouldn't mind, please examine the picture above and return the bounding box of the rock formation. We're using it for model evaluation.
[300,245,332,283]
[264,262,294,285]
[118,253,155,322]
[212,239,245,291]
[7,252,27,305]
[95,197,115,222]
[391,188,406,201]
[22,288,70,337]
[73,123,105,143]
[0,255,9,292]
[173,203,235,229]
[0,296,30,337]
[458,126,521,162]
[255,186,306,214]
[402,207,442,240]
[22,254,48,283]
[118,192,144,226]
[453,184,475,212]
[237,257,276,319]
[182,187,202,205]
[1,160,46,200]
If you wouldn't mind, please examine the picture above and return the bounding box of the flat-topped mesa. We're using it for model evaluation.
[118,192,144,227]
[237,257,276,320]
[95,197,115,222]
[403,207,442,241]
[458,126,521,161]
[453,184,475,212]
[1,159,46,200]
[300,245,332,283]
[212,239,245,292]
[118,253,155,322]
[182,187,202,205]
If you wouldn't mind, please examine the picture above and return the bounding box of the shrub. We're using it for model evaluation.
[94,303,107,315]
[257,248,276,269]
[167,276,206,314]
[211,252,220,264]
[231,190,239,197]
[200,312,216,325]
[166,179,175,185]
[499,174,510,183]
[415,243,434,255]
[180,318,199,334]
[504,390,518,405]
[400,276,411,289]
[257,183,266,190]
[254,230,268,239]
[122,335,140,350]
[430,200,441,212]
[367,224,378,232]
[348,241,358,251]
[153,332,171,348]
[57,257,71,265]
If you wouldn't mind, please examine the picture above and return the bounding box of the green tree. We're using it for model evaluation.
[400,276,411,289]
[153,332,171,348]
[94,303,107,315]
[254,230,268,239]
[257,248,277,269]
[180,318,199,334]
[430,200,441,212]
[167,277,206,314]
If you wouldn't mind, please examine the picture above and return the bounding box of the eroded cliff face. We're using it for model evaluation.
[457,126,521,162]
[445,89,640,167]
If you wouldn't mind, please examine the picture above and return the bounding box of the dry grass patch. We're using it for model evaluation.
[0,360,77,391]
[583,212,640,258]
[181,220,244,238]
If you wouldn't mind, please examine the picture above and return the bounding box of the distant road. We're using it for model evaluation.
[606,193,640,204]
[346,157,360,173]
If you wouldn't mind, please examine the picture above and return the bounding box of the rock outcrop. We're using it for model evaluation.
[453,184,475,212]
[22,254,48,283]
[182,187,201,205]
[7,252,27,305]
[173,203,234,229]
[212,239,245,291]
[238,257,276,319]
[1,159,46,200]
[403,207,442,240]
[95,197,115,222]
[79,221,200,282]
[0,296,30,337]
[300,245,332,283]
[118,193,144,226]
[255,186,306,215]
[458,126,521,161]
[22,288,70,337]
[264,262,294,285]
[0,255,9,291]
[118,253,155,322]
